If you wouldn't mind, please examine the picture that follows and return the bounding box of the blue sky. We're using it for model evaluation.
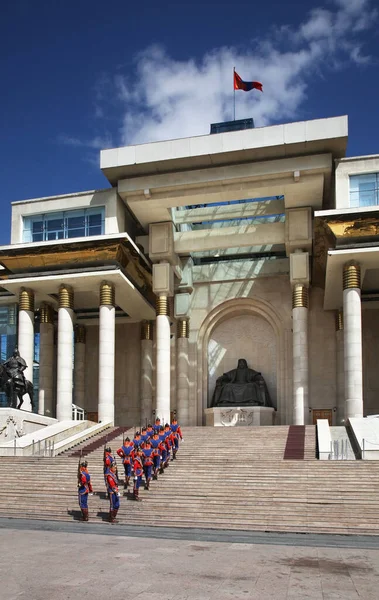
[1,0,378,244]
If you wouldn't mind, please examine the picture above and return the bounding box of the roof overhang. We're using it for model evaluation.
[101,116,348,184]
[0,269,155,321]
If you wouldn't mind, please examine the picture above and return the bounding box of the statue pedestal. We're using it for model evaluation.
[204,406,275,427]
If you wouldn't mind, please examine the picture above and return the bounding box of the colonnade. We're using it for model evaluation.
[291,260,364,425]
[17,282,117,422]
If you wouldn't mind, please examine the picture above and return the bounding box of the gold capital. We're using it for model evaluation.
[74,324,86,344]
[40,302,54,324]
[141,320,153,340]
[19,288,34,312]
[156,295,169,316]
[59,285,74,309]
[100,281,115,306]
[292,284,309,309]
[177,319,189,338]
[335,309,343,331]
[343,262,361,290]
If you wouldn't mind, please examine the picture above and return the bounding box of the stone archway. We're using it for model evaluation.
[196,297,289,425]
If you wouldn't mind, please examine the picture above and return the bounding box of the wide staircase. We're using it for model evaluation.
[1,425,379,535]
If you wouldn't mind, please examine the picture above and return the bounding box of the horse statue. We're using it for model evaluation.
[0,349,35,411]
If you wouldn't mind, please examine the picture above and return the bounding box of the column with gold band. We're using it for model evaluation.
[177,318,190,426]
[335,309,345,423]
[343,262,363,418]
[18,288,35,412]
[74,325,86,411]
[57,285,74,421]
[140,321,153,424]
[39,302,54,416]
[98,282,115,424]
[292,284,309,425]
[156,294,171,425]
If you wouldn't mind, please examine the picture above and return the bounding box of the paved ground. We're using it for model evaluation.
[1,519,379,600]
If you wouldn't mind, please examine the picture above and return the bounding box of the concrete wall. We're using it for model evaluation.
[335,156,379,210]
[11,188,127,244]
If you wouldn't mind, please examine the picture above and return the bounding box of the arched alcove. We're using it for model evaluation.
[196,297,288,424]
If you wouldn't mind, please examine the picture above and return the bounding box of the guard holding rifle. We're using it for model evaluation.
[106,462,120,523]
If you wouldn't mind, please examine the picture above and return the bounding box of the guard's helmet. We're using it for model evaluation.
[147,423,152,428]
[80,460,88,468]
[125,437,130,442]
[105,446,111,453]
[135,431,140,436]
[165,423,170,428]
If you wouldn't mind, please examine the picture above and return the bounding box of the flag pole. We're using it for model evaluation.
[233,67,236,121]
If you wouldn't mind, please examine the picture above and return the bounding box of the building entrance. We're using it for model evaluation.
[312,409,332,425]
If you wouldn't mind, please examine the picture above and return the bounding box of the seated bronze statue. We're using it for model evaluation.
[210,358,274,408]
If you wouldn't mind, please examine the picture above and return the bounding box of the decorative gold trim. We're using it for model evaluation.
[156,295,169,316]
[19,288,34,312]
[292,284,309,309]
[343,262,361,290]
[141,320,153,340]
[177,319,189,338]
[59,285,74,309]
[335,309,343,332]
[40,302,54,324]
[75,325,86,344]
[100,281,115,306]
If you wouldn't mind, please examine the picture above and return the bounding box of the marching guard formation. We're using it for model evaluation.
[77,417,183,523]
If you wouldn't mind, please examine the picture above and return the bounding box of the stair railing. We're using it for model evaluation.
[329,439,349,460]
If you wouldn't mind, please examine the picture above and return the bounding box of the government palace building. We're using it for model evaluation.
[0,114,378,430]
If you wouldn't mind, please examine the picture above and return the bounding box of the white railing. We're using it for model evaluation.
[72,404,85,421]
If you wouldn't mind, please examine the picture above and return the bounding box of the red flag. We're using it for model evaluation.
[234,71,263,92]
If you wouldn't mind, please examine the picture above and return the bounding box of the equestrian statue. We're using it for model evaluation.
[0,348,35,411]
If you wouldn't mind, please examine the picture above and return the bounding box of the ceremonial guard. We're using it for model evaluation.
[106,463,120,523]
[103,446,116,495]
[132,447,144,501]
[146,423,154,439]
[153,417,161,433]
[133,431,142,449]
[142,438,154,490]
[150,431,161,479]
[116,437,134,488]
[170,417,183,460]
[140,427,149,445]
[77,460,93,522]
[158,429,167,474]
[164,423,174,467]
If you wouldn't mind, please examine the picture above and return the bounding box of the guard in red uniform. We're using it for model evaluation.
[103,446,115,496]
[106,463,120,523]
[158,429,167,474]
[164,423,174,467]
[146,423,154,439]
[133,431,142,449]
[78,460,93,521]
[133,448,144,501]
[153,417,161,434]
[142,439,154,490]
[170,417,183,459]
[116,437,135,488]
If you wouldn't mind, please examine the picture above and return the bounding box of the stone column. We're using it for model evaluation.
[18,288,35,412]
[39,303,54,417]
[343,262,363,419]
[177,318,190,426]
[98,282,115,424]
[140,321,153,426]
[292,284,309,425]
[56,285,74,421]
[156,294,171,425]
[74,325,86,410]
[335,309,345,424]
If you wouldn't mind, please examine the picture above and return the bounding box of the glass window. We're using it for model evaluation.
[23,207,105,242]
[349,174,379,208]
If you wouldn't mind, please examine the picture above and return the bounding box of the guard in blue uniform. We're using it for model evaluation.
[78,460,93,521]
[116,437,135,488]
[106,463,120,523]
[150,431,161,479]
[142,439,154,490]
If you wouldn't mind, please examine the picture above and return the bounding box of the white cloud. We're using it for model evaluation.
[104,0,377,147]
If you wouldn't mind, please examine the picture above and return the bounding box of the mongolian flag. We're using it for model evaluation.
[234,71,263,92]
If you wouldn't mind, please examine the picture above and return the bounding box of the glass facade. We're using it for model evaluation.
[23,207,105,242]
[349,173,379,208]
